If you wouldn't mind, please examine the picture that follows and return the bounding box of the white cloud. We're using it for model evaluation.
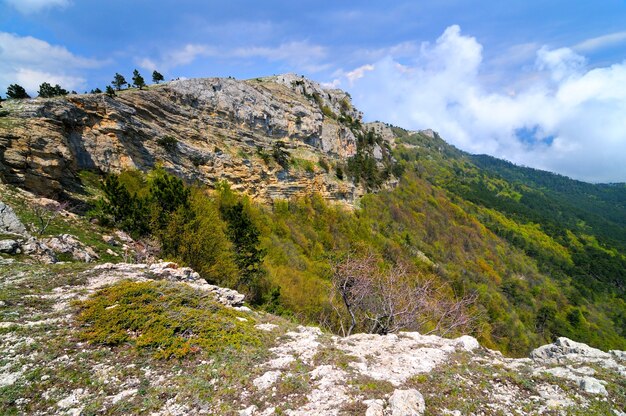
[343,25,626,182]
[138,40,329,74]
[0,32,103,94]
[4,0,69,14]
[138,44,215,72]
[231,41,329,72]
[574,31,626,53]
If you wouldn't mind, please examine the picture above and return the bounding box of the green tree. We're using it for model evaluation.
[221,202,265,288]
[132,69,146,90]
[6,84,30,99]
[112,73,127,90]
[90,88,102,94]
[161,190,238,285]
[152,70,164,84]
[147,168,190,230]
[105,85,116,97]
[38,82,68,98]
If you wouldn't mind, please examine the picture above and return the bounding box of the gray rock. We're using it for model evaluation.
[389,389,425,416]
[21,237,57,264]
[41,234,99,263]
[0,202,27,236]
[579,376,608,396]
[0,239,19,254]
[530,337,611,364]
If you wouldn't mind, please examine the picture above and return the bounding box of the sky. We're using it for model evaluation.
[2,0,626,183]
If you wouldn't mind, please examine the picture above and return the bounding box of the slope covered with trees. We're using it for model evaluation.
[88,128,626,355]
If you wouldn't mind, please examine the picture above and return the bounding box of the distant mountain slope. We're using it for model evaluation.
[469,154,626,250]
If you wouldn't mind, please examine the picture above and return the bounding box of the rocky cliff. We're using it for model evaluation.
[0,74,369,203]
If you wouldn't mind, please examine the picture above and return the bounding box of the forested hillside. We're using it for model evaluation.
[86,123,626,356]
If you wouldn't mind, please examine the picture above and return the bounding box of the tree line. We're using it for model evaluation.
[1,69,165,101]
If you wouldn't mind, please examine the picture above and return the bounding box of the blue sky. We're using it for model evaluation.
[2,0,626,182]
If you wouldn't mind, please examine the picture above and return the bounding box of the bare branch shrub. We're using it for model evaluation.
[31,201,70,235]
[331,253,477,337]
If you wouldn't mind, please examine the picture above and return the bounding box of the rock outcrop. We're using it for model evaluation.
[0,201,27,235]
[0,75,369,204]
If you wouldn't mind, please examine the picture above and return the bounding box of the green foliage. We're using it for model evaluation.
[6,84,30,99]
[90,87,102,94]
[156,135,178,151]
[132,69,146,89]
[75,281,263,359]
[105,85,115,97]
[92,174,150,237]
[37,82,68,98]
[272,142,291,170]
[152,70,164,84]
[160,190,237,285]
[112,73,127,90]
[321,105,335,119]
[147,168,190,230]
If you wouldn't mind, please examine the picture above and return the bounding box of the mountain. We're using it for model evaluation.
[0,74,393,204]
[1,74,625,414]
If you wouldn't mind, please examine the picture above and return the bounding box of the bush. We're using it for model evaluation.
[157,135,178,151]
[75,280,263,359]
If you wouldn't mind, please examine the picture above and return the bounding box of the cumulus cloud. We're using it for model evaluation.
[342,25,626,183]
[4,0,69,14]
[0,32,103,94]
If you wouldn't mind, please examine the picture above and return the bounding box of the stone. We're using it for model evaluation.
[364,399,385,416]
[41,234,99,262]
[530,337,612,364]
[579,377,608,396]
[21,237,57,263]
[0,202,27,235]
[239,405,257,416]
[389,389,425,416]
[252,370,281,390]
[0,239,19,254]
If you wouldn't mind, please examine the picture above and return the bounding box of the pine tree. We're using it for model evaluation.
[112,73,127,91]
[6,84,30,99]
[132,69,146,90]
[38,82,68,98]
[105,85,116,97]
[152,70,164,84]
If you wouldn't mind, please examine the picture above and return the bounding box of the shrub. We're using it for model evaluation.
[75,280,263,359]
[157,135,178,151]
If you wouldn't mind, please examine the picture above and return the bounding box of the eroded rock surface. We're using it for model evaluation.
[0,75,369,204]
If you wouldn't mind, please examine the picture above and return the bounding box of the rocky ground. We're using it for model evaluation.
[1,257,624,416]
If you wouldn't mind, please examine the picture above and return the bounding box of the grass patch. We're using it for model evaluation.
[74,280,265,359]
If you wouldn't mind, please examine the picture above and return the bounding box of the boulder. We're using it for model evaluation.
[531,337,611,364]
[0,239,19,254]
[21,237,57,264]
[389,389,425,416]
[0,202,27,236]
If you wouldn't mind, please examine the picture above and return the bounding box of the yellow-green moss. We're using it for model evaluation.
[74,280,263,359]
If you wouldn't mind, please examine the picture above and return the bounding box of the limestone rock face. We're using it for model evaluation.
[0,75,367,204]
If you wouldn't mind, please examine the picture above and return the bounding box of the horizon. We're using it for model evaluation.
[1,0,626,183]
